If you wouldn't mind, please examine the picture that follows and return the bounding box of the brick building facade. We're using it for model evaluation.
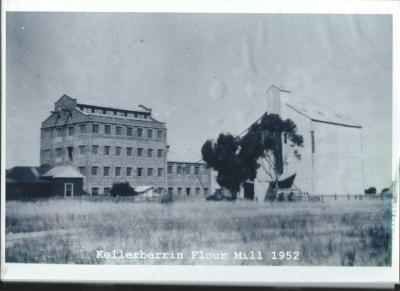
[40,95,211,196]
[167,161,212,197]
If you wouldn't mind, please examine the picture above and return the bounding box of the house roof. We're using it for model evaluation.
[286,101,362,128]
[6,166,51,184]
[42,166,85,179]
[135,186,153,193]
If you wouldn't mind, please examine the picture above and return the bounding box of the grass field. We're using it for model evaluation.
[5,197,392,266]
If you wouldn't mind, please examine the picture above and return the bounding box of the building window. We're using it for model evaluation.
[147,129,153,138]
[158,168,163,177]
[204,188,209,196]
[126,147,132,156]
[127,167,132,176]
[127,127,133,136]
[78,167,86,176]
[147,148,153,157]
[92,166,98,176]
[104,146,110,155]
[137,148,143,157]
[185,165,191,175]
[42,129,49,139]
[194,166,199,175]
[43,149,51,160]
[157,149,163,158]
[168,187,173,195]
[147,168,153,176]
[157,130,162,139]
[115,167,121,176]
[116,146,122,156]
[79,124,86,133]
[68,126,74,136]
[104,187,111,196]
[92,187,99,196]
[56,147,62,158]
[92,145,99,154]
[79,145,86,155]
[157,187,164,194]
[116,126,122,135]
[284,133,287,144]
[167,165,172,174]
[103,167,110,176]
[92,124,99,133]
[177,187,182,195]
[177,165,182,174]
[56,127,63,137]
[137,167,143,177]
[186,188,191,196]
[137,128,143,137]
[311,131,315,153]
[104,125,111,134]
[67,146,73,161]
[196,188,200,195]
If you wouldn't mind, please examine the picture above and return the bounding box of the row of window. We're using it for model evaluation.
[43,124,164,140]
[43,146,164,160]
[91,186,209,196]
[81,166,164,177]
[167,164,205,175]
[167,187,209,196]
[78,106,149,120]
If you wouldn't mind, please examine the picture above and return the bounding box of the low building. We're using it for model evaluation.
[6,165,85,200]
[167,161,212,197]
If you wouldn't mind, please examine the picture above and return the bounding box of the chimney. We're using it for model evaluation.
[266,85,291,115]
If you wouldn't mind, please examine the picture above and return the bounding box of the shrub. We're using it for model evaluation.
[365,187,377,195]
[110,182,137,197]
[161,193,173,204]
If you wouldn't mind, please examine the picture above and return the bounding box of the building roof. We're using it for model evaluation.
[286,101,362,128]
[168,161,206,165]
[6,166,51,184]
[77,102,151,114]
[135,186,153,193]
[42,166,85,179]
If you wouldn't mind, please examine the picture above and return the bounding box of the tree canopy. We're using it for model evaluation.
[201,112,303,199]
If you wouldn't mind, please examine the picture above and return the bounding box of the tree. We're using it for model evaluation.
[248,113,303,199]
[110,182,137,197]
[201,112,303,200]
[201,134,247,199]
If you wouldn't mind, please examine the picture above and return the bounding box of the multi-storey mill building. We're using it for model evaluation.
[40,95,211,196]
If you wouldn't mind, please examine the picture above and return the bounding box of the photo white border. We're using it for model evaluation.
[1,0,399,286]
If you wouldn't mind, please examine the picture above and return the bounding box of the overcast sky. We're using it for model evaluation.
[6,12,392,189]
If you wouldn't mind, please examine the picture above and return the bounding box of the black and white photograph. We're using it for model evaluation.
[1,0,399,286]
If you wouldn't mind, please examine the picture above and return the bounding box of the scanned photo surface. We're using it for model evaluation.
[5,12,394,266]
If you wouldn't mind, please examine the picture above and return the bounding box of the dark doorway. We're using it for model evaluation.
[244,182,254,200]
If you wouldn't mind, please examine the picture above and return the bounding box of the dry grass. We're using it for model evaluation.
[5,197,392,266]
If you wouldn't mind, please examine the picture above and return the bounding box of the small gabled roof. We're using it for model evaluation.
[42,166,85,179]
[286,101,362,128]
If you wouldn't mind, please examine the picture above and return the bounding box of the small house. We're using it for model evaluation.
[6,165,85,200]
